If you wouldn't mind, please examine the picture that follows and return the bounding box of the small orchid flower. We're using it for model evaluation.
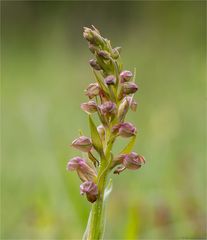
[80,181,98,203]
[113,122,137,138]
[71,136,93,152]
[120,70,133,83]
[67,157,97,182]
[81,101,97,114]
[85,83,100,99]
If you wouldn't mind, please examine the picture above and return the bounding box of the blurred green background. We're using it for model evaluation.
[1,1,206,239]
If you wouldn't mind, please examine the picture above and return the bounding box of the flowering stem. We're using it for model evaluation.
[68,26,145,240]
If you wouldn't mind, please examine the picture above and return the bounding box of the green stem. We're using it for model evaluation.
[86,165,108,240]
[85,128,114,240]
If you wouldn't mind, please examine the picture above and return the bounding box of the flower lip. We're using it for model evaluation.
[71,136,92,152]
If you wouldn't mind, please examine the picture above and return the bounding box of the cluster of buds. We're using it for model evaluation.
[67,26,145,203]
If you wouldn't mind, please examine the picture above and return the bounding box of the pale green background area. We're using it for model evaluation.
[1,1,206,239]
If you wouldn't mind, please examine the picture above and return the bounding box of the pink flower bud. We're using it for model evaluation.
[99,101,116,116]
[104,75,116,85]
[80,181,98,203]
[71,136,92,152]
[122,82,138,94]
[81,101,97,114]
[98,50,110,60]
[85,83,100,99]
[112,122,136,138]
[89,59,101,71]
[123,152,145,170]
[67,157,97,182]
[120,70,133,83]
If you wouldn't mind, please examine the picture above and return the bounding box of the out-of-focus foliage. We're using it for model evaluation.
[1,1,206,239]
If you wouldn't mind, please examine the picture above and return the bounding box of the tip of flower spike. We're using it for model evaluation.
[91,25,100,34]
[83,26,104,46]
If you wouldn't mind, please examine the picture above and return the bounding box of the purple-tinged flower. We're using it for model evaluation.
[99,101,116,116]
[85,83,100,99]
[67,157,97,182]
[97,50,110,60]
[104,75,116,85]
[71,136,92,152]
[89,59,101,71]
[80,181,98,203]
[122,82,138,94]
[117,97,130,122]
[120,70,133,83]
[112,122,136,138]
[123,152,145,170]
[81,101,97,114]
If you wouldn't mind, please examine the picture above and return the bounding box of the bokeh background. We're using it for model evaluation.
[1,1,206,239]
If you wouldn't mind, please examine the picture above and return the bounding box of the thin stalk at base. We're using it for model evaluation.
[86,171,108,240]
